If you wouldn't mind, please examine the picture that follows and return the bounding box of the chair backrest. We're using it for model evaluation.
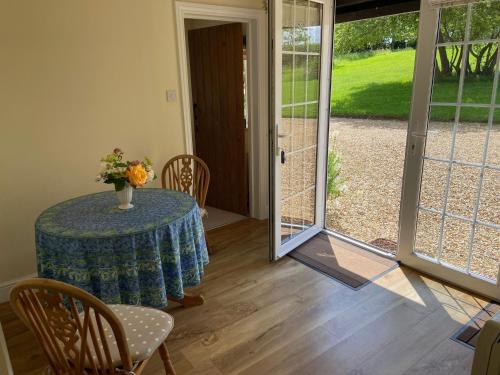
[10,278,132,374]
[161,154,210,209]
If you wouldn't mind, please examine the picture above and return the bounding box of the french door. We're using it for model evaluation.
[271,0,333,259]
[399,0,500,300]
[270,0,499,300]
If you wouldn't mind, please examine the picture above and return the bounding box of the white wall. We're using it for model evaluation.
[0,0,265,285]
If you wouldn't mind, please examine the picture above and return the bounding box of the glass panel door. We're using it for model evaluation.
[399,0,500,300]
[271,0,333,259]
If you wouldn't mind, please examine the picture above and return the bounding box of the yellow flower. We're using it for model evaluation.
[126,164,148,187]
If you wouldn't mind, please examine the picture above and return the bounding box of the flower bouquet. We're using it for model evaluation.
[96,148,156,209]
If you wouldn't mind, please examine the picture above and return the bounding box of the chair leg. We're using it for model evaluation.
[158,342,176,375]
[205,230,214,255]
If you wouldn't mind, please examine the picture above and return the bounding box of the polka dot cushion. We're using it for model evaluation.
[83,304,174,367]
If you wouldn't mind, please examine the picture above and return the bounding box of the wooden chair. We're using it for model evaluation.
[10,278,176,375]
[161,154,212,252]
[161,154,210,213]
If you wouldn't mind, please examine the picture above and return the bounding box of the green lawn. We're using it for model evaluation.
[331,49,415,119]
[282,49,497,122]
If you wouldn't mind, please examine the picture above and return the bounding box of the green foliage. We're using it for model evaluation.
[327,137,345,200]
[334,12,419,55]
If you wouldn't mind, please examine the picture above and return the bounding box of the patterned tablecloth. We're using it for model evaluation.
[36,188,208,308]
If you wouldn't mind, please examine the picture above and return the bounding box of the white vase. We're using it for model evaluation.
[116,183,134,210]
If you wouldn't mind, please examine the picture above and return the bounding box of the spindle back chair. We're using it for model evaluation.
[161,154,210,210]
[10,278,176,375]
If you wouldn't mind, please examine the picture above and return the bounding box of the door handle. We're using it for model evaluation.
[280,150,286,164]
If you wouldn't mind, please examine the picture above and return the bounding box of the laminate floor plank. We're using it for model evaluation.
[0,219,488,375]
[353,304,475,375]
[402,338,474,375]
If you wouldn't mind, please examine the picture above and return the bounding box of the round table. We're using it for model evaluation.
[35,188,209,308]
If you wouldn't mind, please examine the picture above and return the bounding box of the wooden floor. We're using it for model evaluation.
[0,219,489,375]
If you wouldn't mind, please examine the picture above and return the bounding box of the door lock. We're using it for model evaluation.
[280,150,286,164]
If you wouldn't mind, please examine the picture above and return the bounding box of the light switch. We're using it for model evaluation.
[166,89,177,102]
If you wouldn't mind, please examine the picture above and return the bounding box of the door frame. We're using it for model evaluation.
[398,0,500,301]
[270,0,334,260]
[175,1,268,219]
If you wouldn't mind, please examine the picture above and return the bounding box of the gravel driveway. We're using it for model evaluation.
[280,116,498,281]
[326,117,499,281]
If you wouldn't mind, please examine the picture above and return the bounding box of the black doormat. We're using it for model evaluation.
[452,302,500,348]
[288,233,399,290]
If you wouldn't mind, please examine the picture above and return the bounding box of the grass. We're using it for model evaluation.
[282,49,497,122]
[330,49,415,119]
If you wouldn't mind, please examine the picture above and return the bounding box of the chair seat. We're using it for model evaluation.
[83,304,174,367]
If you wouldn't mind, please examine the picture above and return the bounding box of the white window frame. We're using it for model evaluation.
[398,0,500,301]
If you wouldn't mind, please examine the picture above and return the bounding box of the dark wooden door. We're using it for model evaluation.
[188,23,248,215]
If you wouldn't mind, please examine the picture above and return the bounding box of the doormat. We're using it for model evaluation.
[369,238,398,255]
[452,302,500,348]
[288,233,399,290]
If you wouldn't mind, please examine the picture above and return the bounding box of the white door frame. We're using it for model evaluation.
[175,1,268,219]
[271,0,334,259]
[399,0,500,301]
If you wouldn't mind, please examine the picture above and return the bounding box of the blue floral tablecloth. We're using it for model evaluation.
[36,188,209,308]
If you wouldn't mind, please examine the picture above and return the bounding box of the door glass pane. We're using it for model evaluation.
[441,217,472,269]
[280,0,322,244]
[294,55,308,103]
[471,225,500,281]
[431,46,461,103]
[292,106,306,151]
[438,6,467,43]
[415,210,442,259]
[294,1,308,52]
[419,159,448,212]
[454,107,489,163]
[447,164,481,217]
[486,110,500,165]
[306,55,321,102]
[282,2,294,52]
[462,44,495,104]
[470,1,500,41]
[425,106,455,159]
[414,1,499,284]
[477,168,499,226]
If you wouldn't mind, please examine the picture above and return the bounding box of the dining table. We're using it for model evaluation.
[35,188,209,308]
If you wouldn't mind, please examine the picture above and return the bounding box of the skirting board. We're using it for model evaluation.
[0,273,37,303]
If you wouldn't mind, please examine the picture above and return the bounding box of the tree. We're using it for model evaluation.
[437,0,499,77]
[334,1,499,78]
[334,12,419,55]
